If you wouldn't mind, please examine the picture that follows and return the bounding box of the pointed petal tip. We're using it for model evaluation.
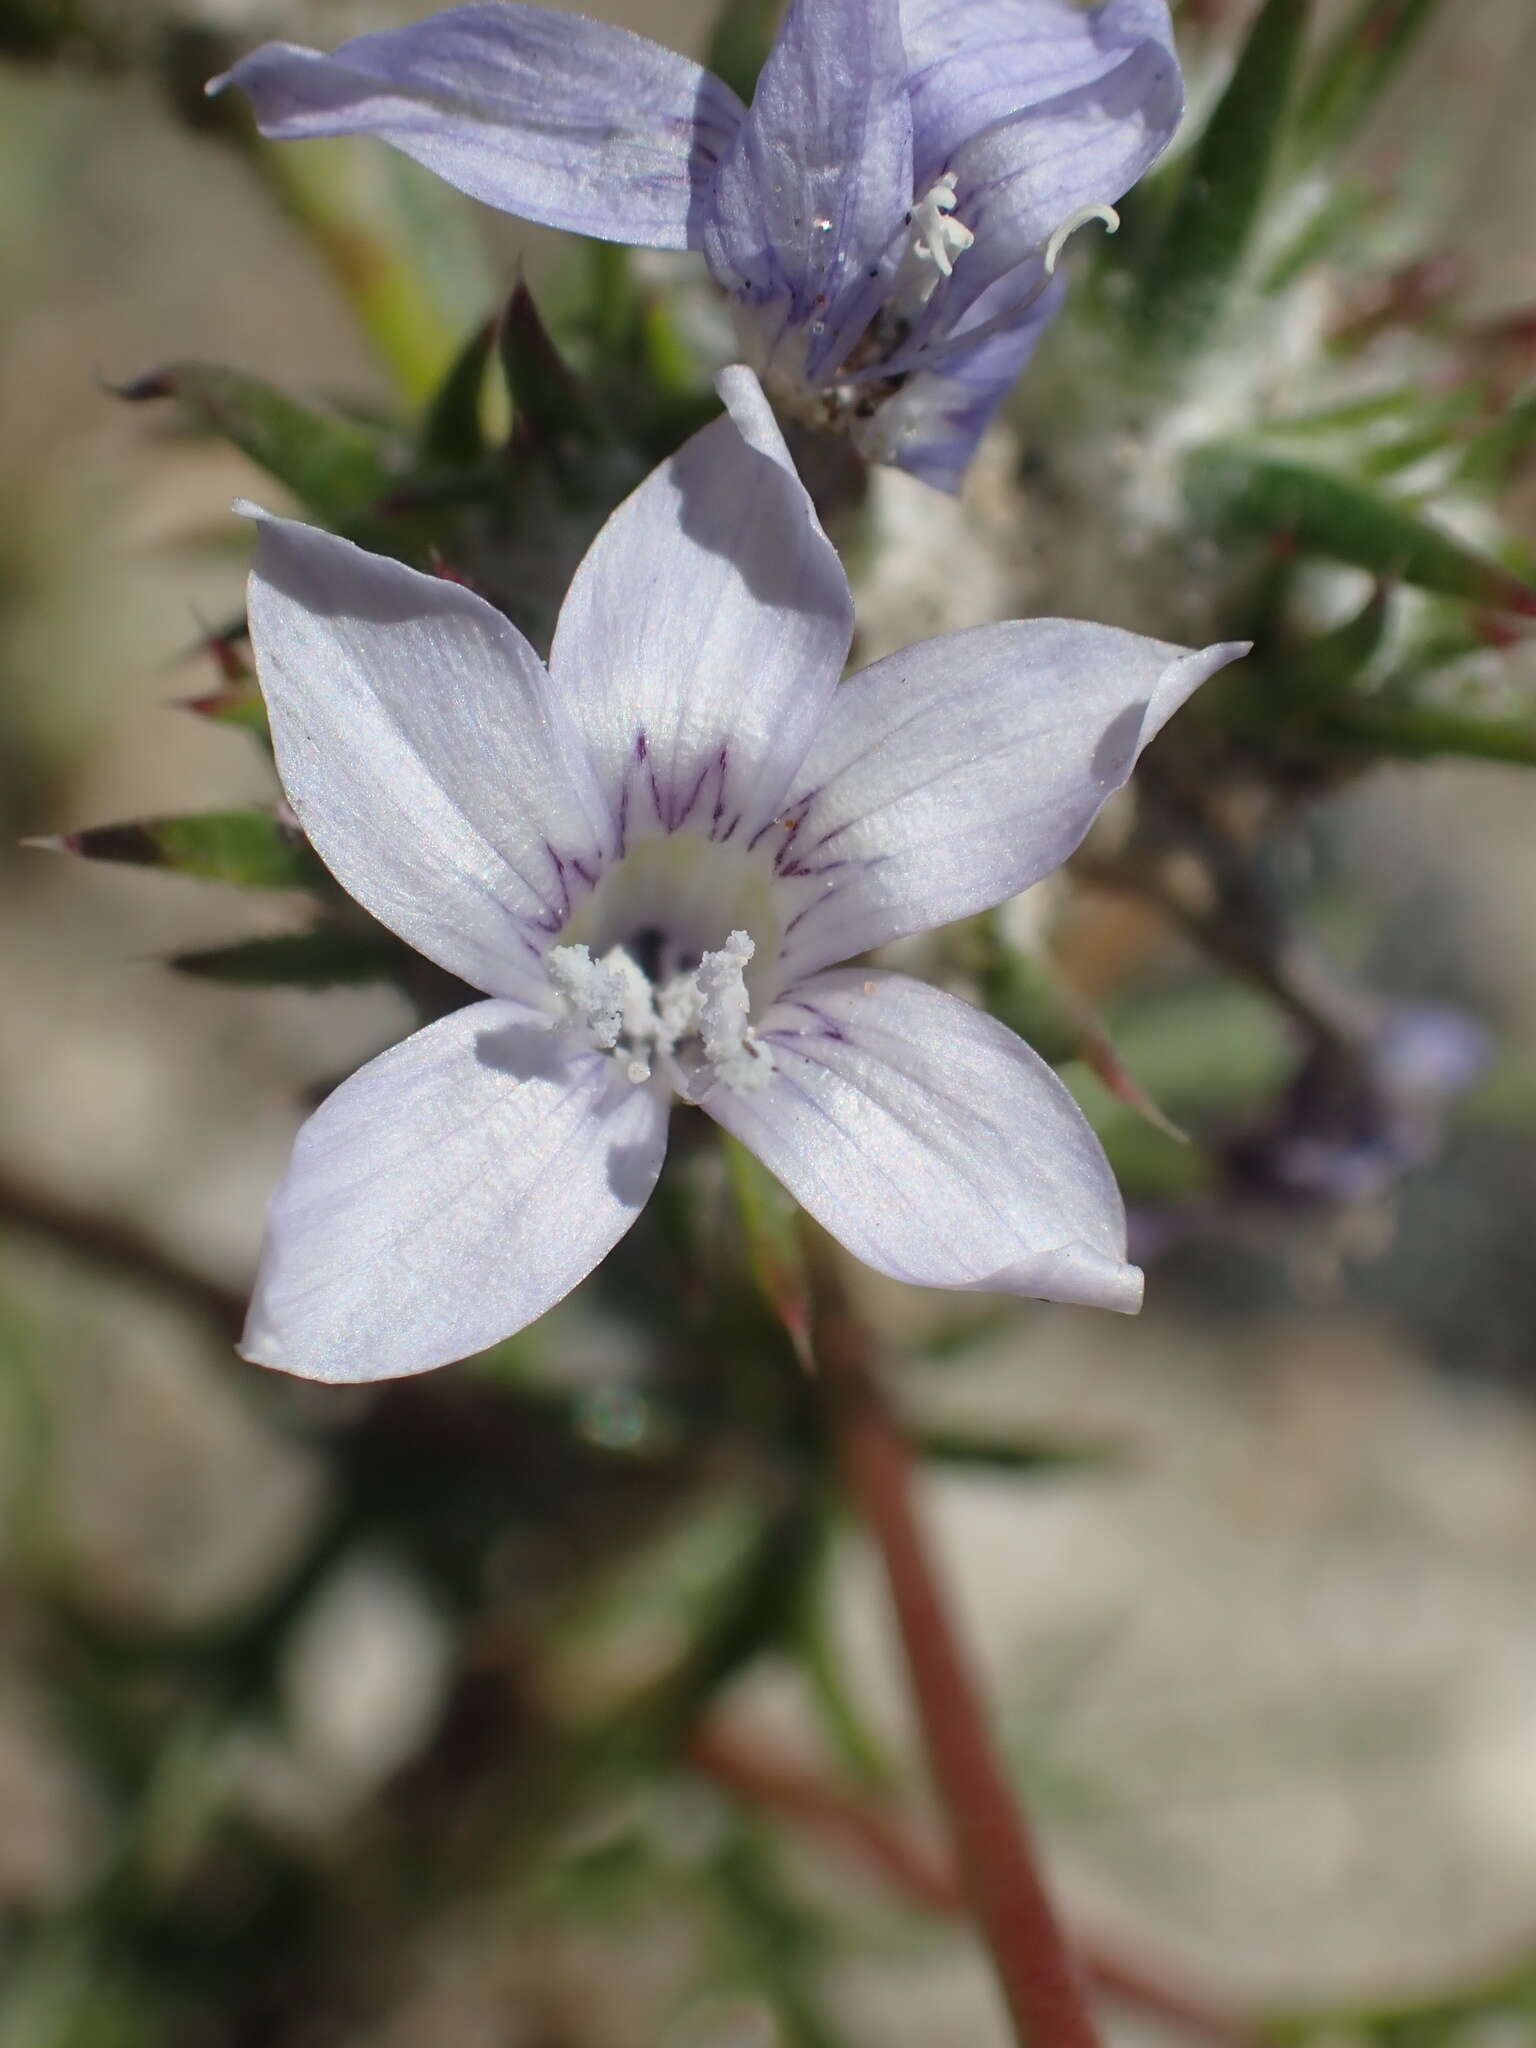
[989,1243,1144,1316]
[1143,635,1252,745]
[1167,635,1251,693]
[236,1325,400,1384]
[19,834,65,855]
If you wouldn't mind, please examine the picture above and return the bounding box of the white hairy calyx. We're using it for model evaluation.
[548,928,774,1094]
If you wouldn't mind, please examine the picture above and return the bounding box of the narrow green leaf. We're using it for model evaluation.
[973,925,1080,1068]
[1265,386,1475,452]
[1259,176,1376,293]
[586,242,638,362]
[1133,0,1310,347]
[724,1136,812,1364]
[792,1547,896,1792]
[418,314,495,466]
[708,1826,851,2048]
[170,928,400,987]
[914,1427,1125,1476]
[180,679,269,740]
[1298,691,1536,767]
[1297,584,1392,692]
[706,0,782,104]
[1185,441,1536,611]
[36,808,321,889]
[497,279,600,451]
[1458,385,1536,489]
[1295,0,1445,164]
[116,362,389,526]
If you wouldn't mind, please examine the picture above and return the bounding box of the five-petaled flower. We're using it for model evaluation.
[238,369,1240,1382]
[214,0,1183,492]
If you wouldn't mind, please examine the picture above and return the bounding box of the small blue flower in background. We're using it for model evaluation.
[214,0,1183,491]
[1225,1003,1493,1215]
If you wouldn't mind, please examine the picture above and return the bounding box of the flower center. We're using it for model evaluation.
[543,833,782,1097]
[548,928,773,1093]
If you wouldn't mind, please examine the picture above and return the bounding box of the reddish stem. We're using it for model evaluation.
[688,1721,958,1914]
[802,1227,1101,2048]
[686,1724,1258,2048]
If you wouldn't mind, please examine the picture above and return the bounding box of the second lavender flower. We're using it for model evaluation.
[215,0,1183,490]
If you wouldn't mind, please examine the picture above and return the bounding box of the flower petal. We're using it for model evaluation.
[772,622,1245,983]
[901,0,1181,194]
[934,3,1183,310]
[855,273,1065,490]
[242,999,669,1382]
[245,509,613,999]
[212,3,744,249]
[547,367,853,850]
[702,0,913,382]
[707,969,1139,1311]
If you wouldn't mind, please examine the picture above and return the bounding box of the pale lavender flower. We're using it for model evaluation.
[213,0,1182,491]
[239,369,1239,1382]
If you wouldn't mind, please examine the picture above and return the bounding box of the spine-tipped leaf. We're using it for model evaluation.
[419,315,496,467]
[182,679,270,740]
[1186,442,1536,612]
[1295,0,1446,165]
[118,363,390,526]
[1298,584,1393,694]
[1133,0,1310,349]
[42,808,323,889]
[497,281,601,453]
[1292,689,1536,767]
[171,929,402,987]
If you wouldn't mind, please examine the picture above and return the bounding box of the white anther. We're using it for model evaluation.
[548,929,773,1093]
[546,943,626,1050]
[655,972,702,1048]
[608,948,660,1047]
[1043,202,1120,276]
[696,931,774,1092]
[909,174,975,280]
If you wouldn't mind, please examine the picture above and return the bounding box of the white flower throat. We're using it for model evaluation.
[548,927,771,1092]
[545,833,780,1096]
